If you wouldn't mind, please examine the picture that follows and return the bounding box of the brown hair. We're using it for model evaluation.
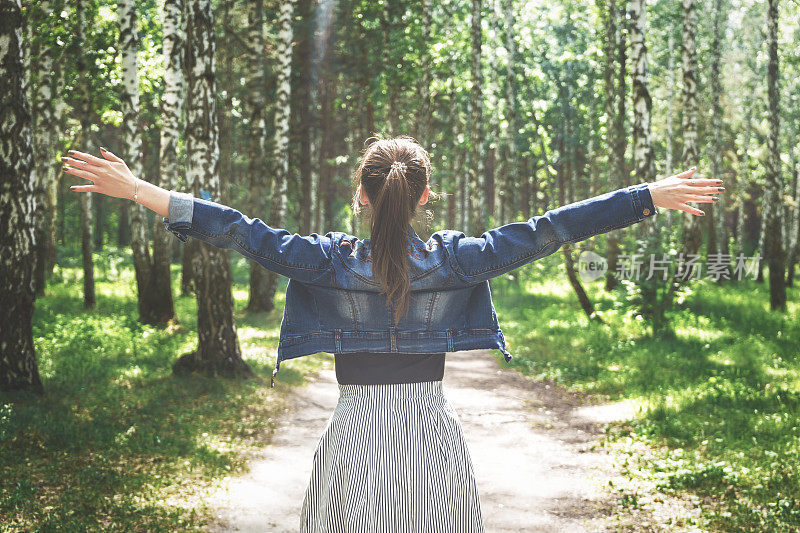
[352,135,433,324]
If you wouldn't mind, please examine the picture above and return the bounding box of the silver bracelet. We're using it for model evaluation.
[133,178,139,203]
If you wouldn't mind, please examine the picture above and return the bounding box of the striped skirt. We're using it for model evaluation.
[300,380,485,532]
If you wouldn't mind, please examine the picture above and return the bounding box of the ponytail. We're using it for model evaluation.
[371,166,414,324]
[352,136,433,325]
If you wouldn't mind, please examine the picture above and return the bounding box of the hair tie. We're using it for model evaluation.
[390,161,407,175]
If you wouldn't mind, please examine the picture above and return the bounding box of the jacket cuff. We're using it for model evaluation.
[628,182,658,219]
[162,191,195,242]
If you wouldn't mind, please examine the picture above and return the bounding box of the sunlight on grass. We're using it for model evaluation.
[492,255,800,530]
[1,250,328,531]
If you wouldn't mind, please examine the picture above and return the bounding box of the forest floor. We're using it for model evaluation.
[204,350,706,532]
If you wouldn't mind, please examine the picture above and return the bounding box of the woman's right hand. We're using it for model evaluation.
[646,168,724,216]
[63,147,138,200]
[63,147,172,218]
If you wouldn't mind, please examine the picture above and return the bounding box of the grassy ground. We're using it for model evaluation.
[0,248,331,531]
[491,256,800,531]
[3,246,798,531]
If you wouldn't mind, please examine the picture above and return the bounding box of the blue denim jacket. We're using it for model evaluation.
[163,183,657,386]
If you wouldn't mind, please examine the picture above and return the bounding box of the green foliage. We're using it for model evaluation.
[494,260,800,531]
[0,250,330,531]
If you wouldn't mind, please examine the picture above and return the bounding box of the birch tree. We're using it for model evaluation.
[264,0,295,308]
[30,0,56,295]
[174,0,251,377]
[119,0,176,325]
[151,0,184,323]
[0,0,43,394]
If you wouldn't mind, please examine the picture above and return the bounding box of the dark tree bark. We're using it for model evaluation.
[763,0,786,310]
[0,0,44,394]
[296,0,314,235]
[173,0,252,378]
[76,0,95,308]
[244,0,272,312]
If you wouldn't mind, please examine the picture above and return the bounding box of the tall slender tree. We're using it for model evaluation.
[419,0,432,145]
[263,0,295,309]
[467,0,485,234]
[501,0,518,224]
[118,0,177,325]
[763,0,786,310]
[0,0,43,394]
[174,0,252,377]
[30,0,56,295]
[151,0,184,323]
[629,0,655,184]
[678,0,701,256]
[76,0,95,308]
[244,0,271,312]
[708,0,726,256]
[600,0,620,291]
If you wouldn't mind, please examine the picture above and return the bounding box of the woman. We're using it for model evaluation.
[63,136,721,532]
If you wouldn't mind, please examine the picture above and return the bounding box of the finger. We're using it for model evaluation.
[62,165,97,182]
[99,146,125,163]
[66,149,107,167]
[683,186,724,195]
[70,184,98,193]
[683,194,718,203]
[62,156,99,171]
[676,167,697,179]
[677,202,704,216]
[685,178,723,186]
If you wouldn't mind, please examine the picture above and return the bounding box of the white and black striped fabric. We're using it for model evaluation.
[300,380,485,532]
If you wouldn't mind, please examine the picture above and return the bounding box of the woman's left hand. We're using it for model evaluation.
[647,168,723,216]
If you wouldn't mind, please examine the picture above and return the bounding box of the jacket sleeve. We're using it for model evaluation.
[447,182,659,283]
[162,191,334,283]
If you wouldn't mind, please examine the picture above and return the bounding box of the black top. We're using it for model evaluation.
[334,352,446,385]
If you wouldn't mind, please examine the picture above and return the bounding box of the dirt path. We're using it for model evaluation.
[204,350,694,532]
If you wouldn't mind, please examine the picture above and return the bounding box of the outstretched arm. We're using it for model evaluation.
[63,147,334,284]
[64,147,170,216]
[446,168,723,283]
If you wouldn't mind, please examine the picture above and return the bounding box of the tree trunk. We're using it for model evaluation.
[419,0,432,145]
[173,0,252,378]
[502,0,518,226]
[708,0,726,257]
[151,0,183,325]
[678,0,702,257]
[607,0,628,290]
[468,0,485,234]
[76,0,95,308]
[121,0,157,324]
[30,0,55,296]
[601,0,619,291]
[263,0,295,308]
[0,0,43,394]
[244,0,272,312]
[786,146,800,287]
[763,0,786,311]
[297,0,314,235]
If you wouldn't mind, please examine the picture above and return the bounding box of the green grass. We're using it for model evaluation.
[0,247,331,531]
[491,256,800,531]
[4,246,799,531]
